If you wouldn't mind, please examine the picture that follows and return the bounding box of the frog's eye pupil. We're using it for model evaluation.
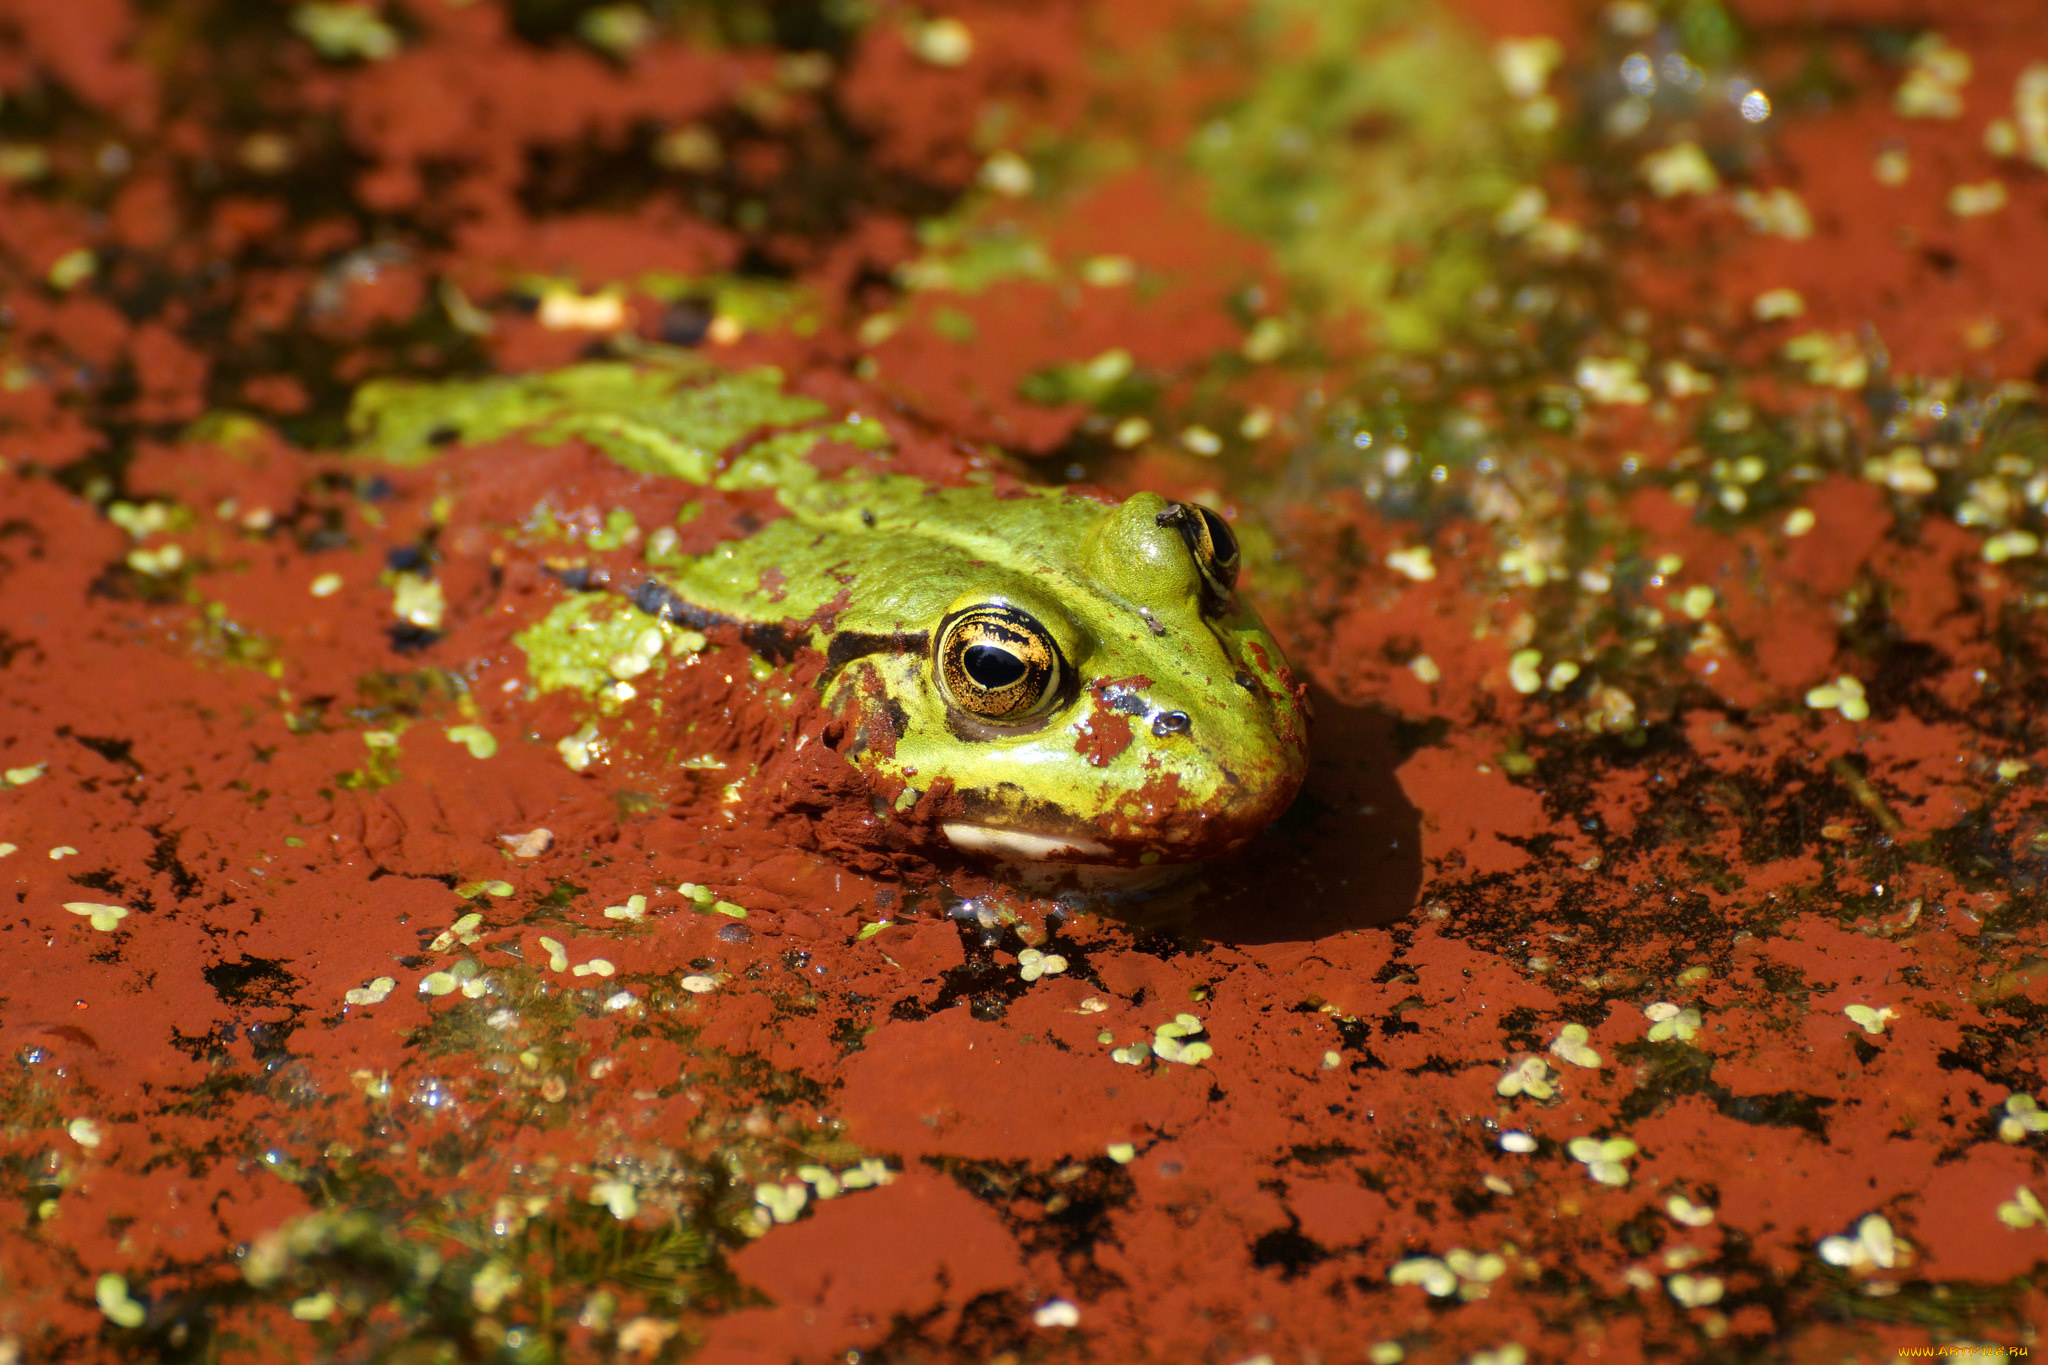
[963,644,1026,689]
[1195,505,1239,571]
[935,605,1065,724]
[1173,500,1240,604]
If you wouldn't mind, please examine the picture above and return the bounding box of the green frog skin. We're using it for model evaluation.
[353,357,1310,870]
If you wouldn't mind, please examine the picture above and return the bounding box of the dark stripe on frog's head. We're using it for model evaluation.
[551,563,609,593]
[629,578,720,628]
[628,577,795,661]
[631,578,928,672]
[825,629,929,676]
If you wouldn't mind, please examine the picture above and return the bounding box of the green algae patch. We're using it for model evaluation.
[349,358,835,480]
[516,595,704,700]
[897,217,1056,296]
[1191,0,1538,351]
[179,408,277,453]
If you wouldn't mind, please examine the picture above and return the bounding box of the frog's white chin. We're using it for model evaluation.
[940,822,1195,892]
[941,822,1114,863]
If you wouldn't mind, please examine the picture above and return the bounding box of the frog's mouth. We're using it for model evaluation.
[941,823,1114,863]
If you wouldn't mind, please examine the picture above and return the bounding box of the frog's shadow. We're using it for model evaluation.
[1136,688,1422,945]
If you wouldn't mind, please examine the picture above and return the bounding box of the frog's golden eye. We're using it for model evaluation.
[935,605,1064,723]
[1161,500,1240,604]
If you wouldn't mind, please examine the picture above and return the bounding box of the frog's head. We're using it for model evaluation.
[826,491,1310,870]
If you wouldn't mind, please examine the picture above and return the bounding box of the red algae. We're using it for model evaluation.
[0,0,2046,1362]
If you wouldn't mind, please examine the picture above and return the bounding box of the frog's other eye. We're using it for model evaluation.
[1160,500,1241,604]
[935,605,1065,723]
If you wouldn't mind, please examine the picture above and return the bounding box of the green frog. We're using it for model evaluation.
[352,354,1309,871]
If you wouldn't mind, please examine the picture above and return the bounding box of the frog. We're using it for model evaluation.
[351,353,1309,872]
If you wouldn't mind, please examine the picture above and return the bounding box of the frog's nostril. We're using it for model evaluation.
[1151,710,1192,738]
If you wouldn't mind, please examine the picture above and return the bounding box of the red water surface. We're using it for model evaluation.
[0,0,2045,1362]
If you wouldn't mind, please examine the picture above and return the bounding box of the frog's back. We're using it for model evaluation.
[665,477,1115,636]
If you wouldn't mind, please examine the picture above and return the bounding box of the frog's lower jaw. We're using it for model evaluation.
[941,823,1114,863]
[940,822,1192,893]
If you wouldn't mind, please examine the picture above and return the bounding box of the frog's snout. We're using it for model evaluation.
[931,672,1306,870]
[1051,668,1309,864]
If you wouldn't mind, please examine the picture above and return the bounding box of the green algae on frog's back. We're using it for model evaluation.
[351,356,1310,868]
